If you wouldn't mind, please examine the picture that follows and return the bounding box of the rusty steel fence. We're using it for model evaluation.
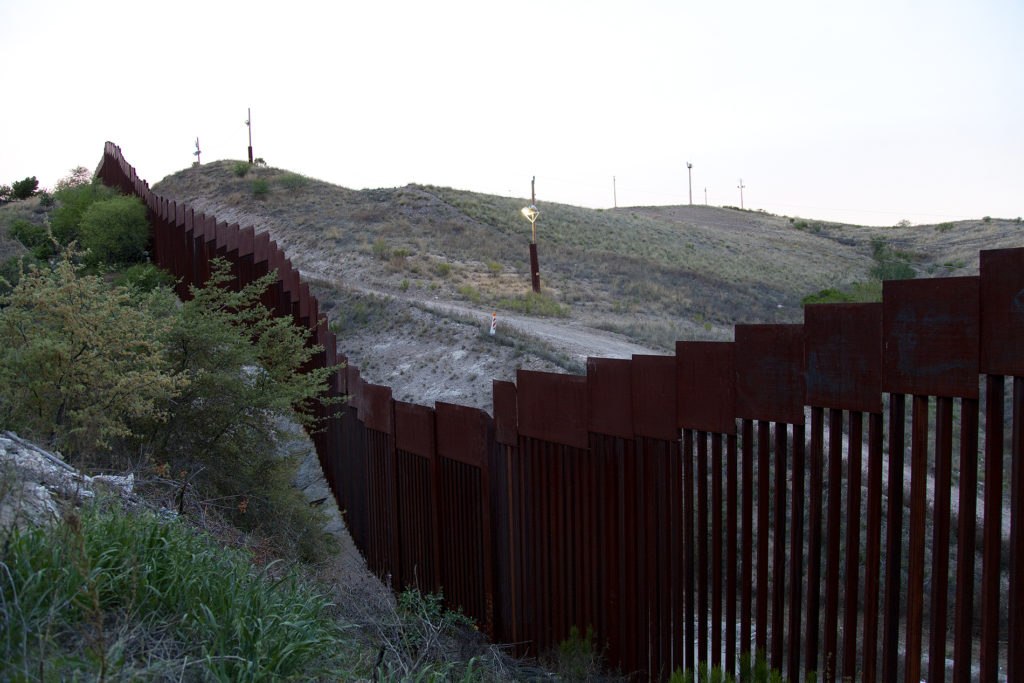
[96,142,1021,681]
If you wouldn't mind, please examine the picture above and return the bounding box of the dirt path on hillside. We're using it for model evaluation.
[396,291,660,363]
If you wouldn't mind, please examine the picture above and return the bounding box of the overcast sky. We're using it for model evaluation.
[2,1,1021,226]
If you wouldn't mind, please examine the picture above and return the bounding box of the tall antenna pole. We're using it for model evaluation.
[246,108,253,164]
[613,176,617,209]
[686,162,693,205]
[737,178,746,210]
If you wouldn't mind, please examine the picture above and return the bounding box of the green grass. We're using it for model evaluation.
[0,499,352,681]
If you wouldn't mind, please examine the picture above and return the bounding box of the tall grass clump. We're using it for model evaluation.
[0,500,348,681]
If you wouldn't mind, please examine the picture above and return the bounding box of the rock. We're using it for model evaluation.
[0,431,136,534]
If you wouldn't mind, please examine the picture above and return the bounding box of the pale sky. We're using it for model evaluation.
[2,1,1021,226]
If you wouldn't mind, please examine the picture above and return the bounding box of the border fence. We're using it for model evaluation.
[97,142,1021,681]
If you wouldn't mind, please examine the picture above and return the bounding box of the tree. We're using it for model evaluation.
[54,166,91,193]
[144,259,339,559]
[79,195,150,267]
[0,258,182,458]
[50,179,117,245]
[11,176,39,200]
[8,219,56,260]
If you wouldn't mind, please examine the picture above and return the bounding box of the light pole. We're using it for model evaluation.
[686,162,693,205]
[737,178,746,209]
[245,108,253,164]
[521,176,541,293]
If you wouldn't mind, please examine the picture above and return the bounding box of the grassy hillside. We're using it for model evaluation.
[151,161,1022,346]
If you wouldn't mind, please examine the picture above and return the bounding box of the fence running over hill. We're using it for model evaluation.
[96,142,1022,681]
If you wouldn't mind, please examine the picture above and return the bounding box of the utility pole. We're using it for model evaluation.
[686,162,693,205]
[704,187,707,205]
[737,178,746,209]
[613,176,617,209]
[246,108,253,164]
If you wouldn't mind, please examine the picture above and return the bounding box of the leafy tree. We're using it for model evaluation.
[50,179,116,244]
[0,254,42,294]
[54,166,92,193]
[144,260,339,559]
[8,219,56,260]
[10,176,39,200]
[0,184,11,202]
[0,258,182,458]
[79,195,150,267]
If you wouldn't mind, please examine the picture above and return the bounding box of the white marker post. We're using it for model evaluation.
[490,313,497,336]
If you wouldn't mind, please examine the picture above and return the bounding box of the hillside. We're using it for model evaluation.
[24,159,1023,411]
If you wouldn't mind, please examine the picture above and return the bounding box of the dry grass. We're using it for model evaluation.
[151,160,1023,352]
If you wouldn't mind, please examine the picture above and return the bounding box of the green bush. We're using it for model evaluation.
[79,195,150,267]
[252,178,269,197]
[278,172,309,192]
[869,237,915,281]
[0,254,41,293]
[8,219,49,250]
[10,176,38,200]
[0,258,178,456]
[435,262,452,277]
[372,238,391,260]
[50,180,117,244]
[232,161,251,177]
[0,184,11,202]
[113,262,176,292]
[0,500,344,680]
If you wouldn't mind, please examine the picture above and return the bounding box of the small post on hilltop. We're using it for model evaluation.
[613,175,617,209]
[246,108,253,164]
[687,162,693,205]
[738,178,746,209]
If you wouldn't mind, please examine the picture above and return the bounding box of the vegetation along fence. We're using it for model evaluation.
[96,142,1022,681]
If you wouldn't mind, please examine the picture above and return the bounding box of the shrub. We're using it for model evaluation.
[0,258,179,456]
[372,238,391,260]
[802,287,855,305]
[869,236,915,281]
[8,219,49,250]
[0,254,41,293]
[983,215,992,223]
[399,279,410,291]
[37,191,55,208]
[486,259,503,276]
[278,172,309,192]
[54,166,91,193]
[435,262,452,277]
[10,176,38,200]
[232,161,251,177]
[113,262,176,292]
[146,260,339,560]
[937,221,955,232]
[51,180,116,244]
[0,184,11,202]
[252,178,269,197]
[79,195,151,267]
